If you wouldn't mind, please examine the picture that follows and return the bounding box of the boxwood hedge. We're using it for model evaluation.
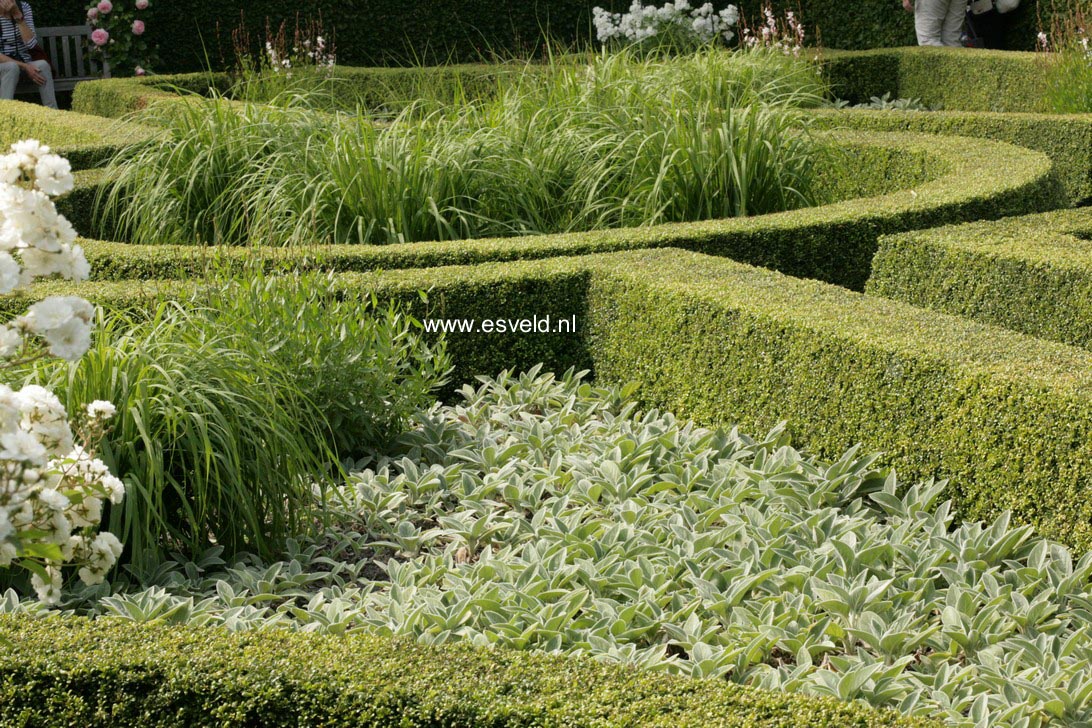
[821,47,1047,113]
[0,615,927,728]
[14,247,1092,552]
[0,100,156,171]
[868,208,1092,348]
[817,108,1092,205]
[59,132,1062,292]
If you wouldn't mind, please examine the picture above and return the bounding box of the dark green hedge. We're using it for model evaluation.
[36,0,1063,74]
[15,245,1092,551]
[816,107,1092,205]
[0,616,927,728]
[822,47,1048,112]
[57,131,1062,292]
[867,208,1092,349]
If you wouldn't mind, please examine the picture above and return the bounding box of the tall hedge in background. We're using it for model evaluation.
[34,0,1081,73]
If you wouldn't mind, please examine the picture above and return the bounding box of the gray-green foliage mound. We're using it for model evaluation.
[9,370,1092,726]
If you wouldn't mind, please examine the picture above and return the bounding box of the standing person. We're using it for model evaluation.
[903,0,968,47]
[0,0,56,109]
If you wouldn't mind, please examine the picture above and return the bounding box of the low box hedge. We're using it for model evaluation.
[0,100,156,171]
[867,208,1092,349]
[821,47,1048,113]
[62,131,1062,292]
[817,107,1092,205]
[15,246,1092,552]
[0,615,926,728]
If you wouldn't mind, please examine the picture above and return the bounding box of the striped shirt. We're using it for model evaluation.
[0,2,38,63]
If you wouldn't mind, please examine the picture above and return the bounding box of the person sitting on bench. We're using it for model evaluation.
[0,0,56,109]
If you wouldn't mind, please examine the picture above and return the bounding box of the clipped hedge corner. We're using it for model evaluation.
[868,208,1092,349]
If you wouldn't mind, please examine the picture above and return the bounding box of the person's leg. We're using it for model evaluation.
[29,60,56,109]
[914,0,947,46]
[942,0,969,46]
[0,61,19,100]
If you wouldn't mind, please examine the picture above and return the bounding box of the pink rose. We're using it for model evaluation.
[135,0,148,8]
[135,66,145,76]
[91,28,109,46]
[96,0,112,13]
[131,20,145,35]
[86,7,98,20]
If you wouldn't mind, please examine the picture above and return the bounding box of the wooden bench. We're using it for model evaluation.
[15,25,110,96]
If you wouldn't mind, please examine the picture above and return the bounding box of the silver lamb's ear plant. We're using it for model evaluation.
[23,368,1092,727]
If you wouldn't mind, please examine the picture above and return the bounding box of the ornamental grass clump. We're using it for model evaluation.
[26,271,448,572]
[101,48,827,247]
[1039,5,1092,113]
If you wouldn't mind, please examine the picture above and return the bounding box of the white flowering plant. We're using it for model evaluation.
[738,3,807,57]
[0,140,124,605]
[230,17,337,104]
[593,1,739,54]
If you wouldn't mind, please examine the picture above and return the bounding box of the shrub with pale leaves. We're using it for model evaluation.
[0,140,124,604]
[593,1,739,53]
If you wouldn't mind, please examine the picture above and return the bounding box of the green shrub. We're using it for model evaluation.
[200,272,450,459]
[0,100,156,170]
[821,47,1048,112]
[0,614,924,728]
[98,50,829,248]
[20,273,447,570]
[867,208,1092,348]
[815,107,1092,205]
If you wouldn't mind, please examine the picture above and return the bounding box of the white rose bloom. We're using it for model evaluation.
[23,296,78,333]
[30,565,62,605]
[36,487,69,511]
[42,316,92,360]
[33,154,74,197]
[10,139,50,161]
[0,251,20,294]
[0,542,16,567]
[0,429,47,463]
[0,507,12,540]
[101,473,125,504]
[0,153,23,185]
[87,400,117,420]
[93,531,124,559]
[0,324,22,358]
[17,384,66,415]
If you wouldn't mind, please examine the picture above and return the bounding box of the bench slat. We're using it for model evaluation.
[60,34,72,77]
[14,25,109,97]
[73,33,86,77]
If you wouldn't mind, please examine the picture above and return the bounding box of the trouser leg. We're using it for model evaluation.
[0,61,19,100]
[914,0,948,46]
[942,0,968,46]
[29,60,56,109]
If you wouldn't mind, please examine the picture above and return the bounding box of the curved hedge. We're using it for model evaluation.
[868,208,1092,348]
[816,107,1092,205]
[0,615,926,728]
[13,244,1092,552]
[57,131,1062,291]
[0,100,156,171]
